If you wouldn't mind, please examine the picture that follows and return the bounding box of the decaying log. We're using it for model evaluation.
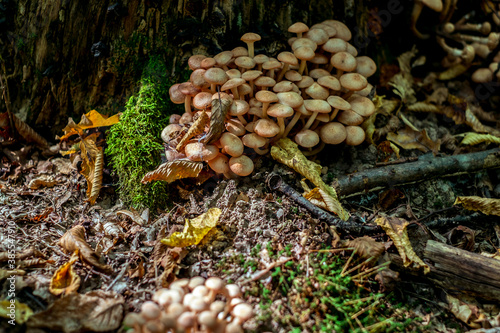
[423,240,500,302]
[266,173,380,235]
[333,148,500,198]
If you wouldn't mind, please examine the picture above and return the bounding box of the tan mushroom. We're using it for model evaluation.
[229,155,254,176]
[288,22,309,38]
[319,122,347,144]
[241,33,261,58]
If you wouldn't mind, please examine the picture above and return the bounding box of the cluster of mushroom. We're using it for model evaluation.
[471,48,500,83]
[123,276,253,333]
[162,20,377,177]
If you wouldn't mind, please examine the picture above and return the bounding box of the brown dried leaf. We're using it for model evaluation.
[387,126,440,154]
[388,46,418,104]
[79,134,103,204]
[88,147,103,205]
[58,226,112,273]
[0,269,25,280]
[454,196,500,216]
[378,188,405,210]
[27,290,124,332]
[11,113,49,148]
[116,207,147,226]
[204,97,232,144]
[303,187,341,214]
[446,294,481,328]
[28,175,58,190]
[176,110,209,151]
[158,247,188,287]
[49,256,81,296]
[141,160,203,184]
[346,236,386,260]
[375,216,430,273]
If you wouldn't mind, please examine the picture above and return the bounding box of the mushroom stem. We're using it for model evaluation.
[276,118,285,138]
[283,112,301,137]
[254,146,269,155]
[230,87,240,100]
[246,42,255,58]
[237,115,248,125]
[276,64,290,82]
[410,1,428,39]
[329,108,341,121]
[262,103,271,119]
[298,60,308,75]
[303,112,319,130]
[184,96,193,115]
[302,141,326,156]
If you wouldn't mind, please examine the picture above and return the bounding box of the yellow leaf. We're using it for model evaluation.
[59,110,120,141]
[0,299,33,324]
[460,132,500,146]
[438,63,470,80]
[176,110,209,151]
[49,256,81,296]
[303,187,341,214]
[161,208,221,247]
[375,216,430,273]
[271,137,349,220]
[141,160,203,184]
[454,196,500,216]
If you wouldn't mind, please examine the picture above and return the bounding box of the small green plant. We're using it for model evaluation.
[106,56,173,211]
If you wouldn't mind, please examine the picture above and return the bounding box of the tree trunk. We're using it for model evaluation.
[0,0,358,140]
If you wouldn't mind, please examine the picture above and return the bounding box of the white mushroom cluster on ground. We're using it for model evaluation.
[163,20,377,177]
[123,276,252,333]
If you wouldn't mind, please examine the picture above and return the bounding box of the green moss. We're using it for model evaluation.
[105,56,172,212]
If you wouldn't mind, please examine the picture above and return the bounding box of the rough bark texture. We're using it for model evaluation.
[0,0,361,140]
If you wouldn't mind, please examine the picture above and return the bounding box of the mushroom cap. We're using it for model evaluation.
[288,22,309,35]
[322,20,352,41]
[339,73,368,91]
[239,83,252,96]
[224,284,242,298]
[255,90,279,104]
[212,92,233,105]
[304,28,329,45]
[471,68,493,83]
[422,0,443,12]
[355,56,377,77]
[214,50,233,67]
[200,57,216,69]
[248,107,263,118]
[285,70,302,82]
[277,91,304,108]
[226,68,242,79]
[208,153,230,174]
[204,68,229,85]
[193,92,213,110]
[169,114,181,124]
[262,59,282,71]
[253,54,270,65]
[254,119,280,137]
[309,68,331,79]
[330,51,357,72]
[241,32,261,43]
[292,38,317,52]
[229,155,254,176]
[319,122,347,145]
[295,129,320,148]
[346,42,358,57]
[235,56,256,69]
[190,69,210,89]
[161,124,183,143]
[254,76,276,88]
[267,103,294,118]
[229,100,250,117]
[327,96,351,110]
[345,125,366,145]
[309,53,330,66]
[205,276,224,291]
[185,143,219,161]
[348,95,375,117]
[232,303,254,322]
[305,82,329,100]
[177,312,196,329]
[226,118,246,136]
[141,301,161,320]
[179,82,201,96]
[222,78,246,92]
[296,75,314,89]
[198,311,218,329]
[169,83,185,104]
[232,46,249,57]
[273,80,294,93]
[220,132,244,157]
[337,110,365,126]
[303,99,332,113]
[179,113,193,125]
[322,38,348,53]
[242,133,267,148]
[318,75,341,91]
[188,54,206,70]
[242,70,262,81]
[311,23,337,37]
[357,83,374,97]
[277,51,299,66]
[294,46,316,61]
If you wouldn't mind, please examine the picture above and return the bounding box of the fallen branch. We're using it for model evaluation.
[266,174,380,235]
[332,148,500,198]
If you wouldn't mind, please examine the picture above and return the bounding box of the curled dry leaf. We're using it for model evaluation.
[141,159,203,184]
[460,132,500,146]
[27,290,124,332]
[49,255,81,296]
[204,97,232,144]
[58,226,112,273]
[176,110,209,151]
[387,126,440,154]
[346,236,386,260]
[375,216,430,273]
[303,187,342,214]
[161,208,221,247]
[454,196,500,216]
[0,299,33,324]
[28,175,58,190]
[0,269,25,280]
[88,147,103,205]
[271,137,349,220]
[446,294,481,329]
[79,134,102,204]
[59,110,121,141]
[116,207,147,226]
[11,113,49,148]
